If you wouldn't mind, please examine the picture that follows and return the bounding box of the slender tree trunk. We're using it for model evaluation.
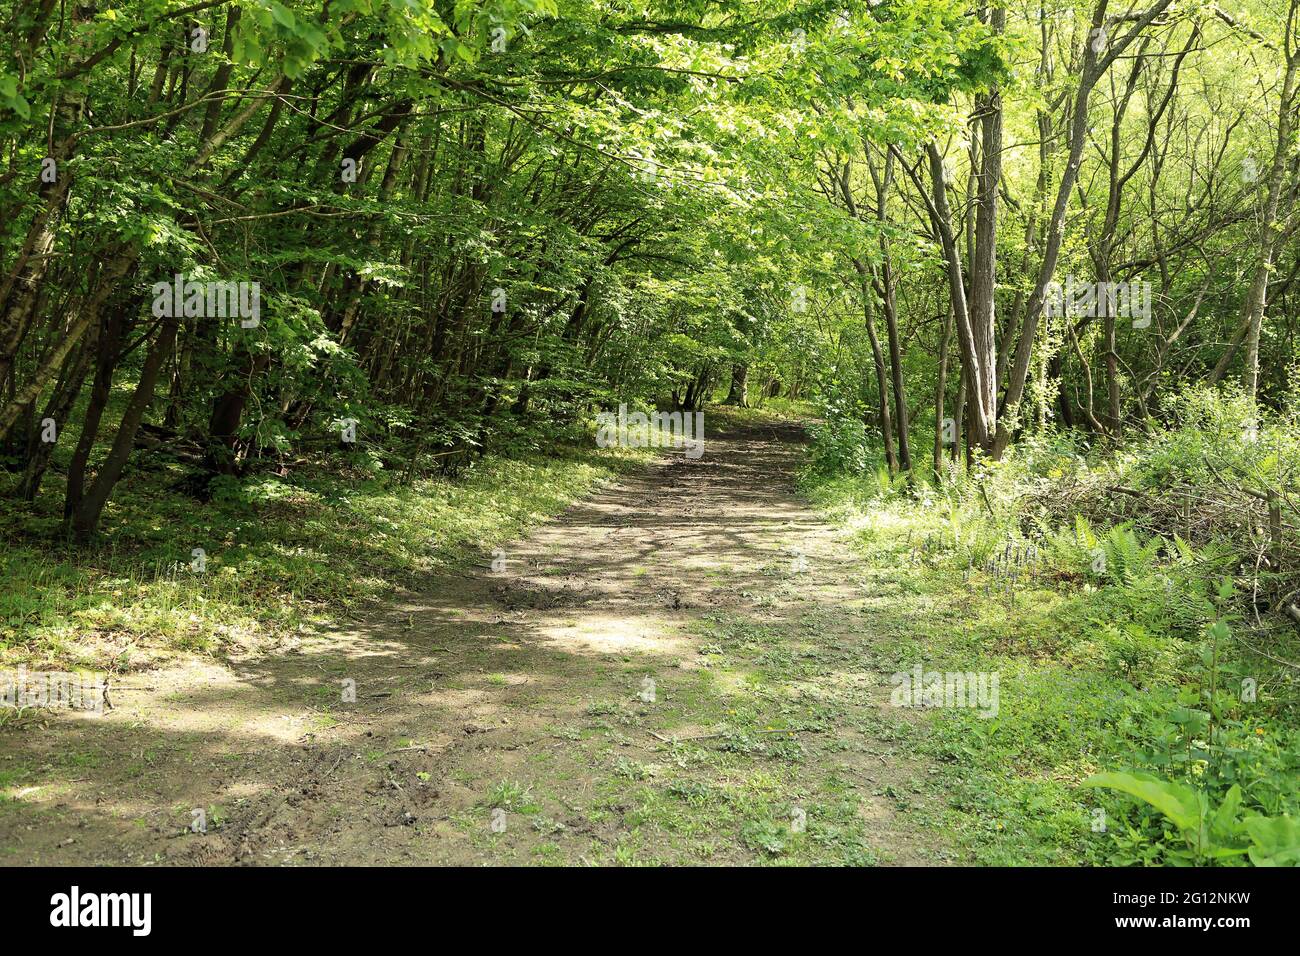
[995,0,1175,456]
[855,266,896,471]
[933,303,954,476]
[15,332,95,500]
[970,13,1003,445]
[1240,48,1299,399]
[71,316,180,536]
[65,308,128,520]
[925,143,993,449]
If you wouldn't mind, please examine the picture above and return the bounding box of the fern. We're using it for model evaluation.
[1100,523,1161,586]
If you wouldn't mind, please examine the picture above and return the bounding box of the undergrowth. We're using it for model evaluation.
[803,385,1300,866]
[1,442,651,672]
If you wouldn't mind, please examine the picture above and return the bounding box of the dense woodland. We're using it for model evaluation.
[2,0,1300,866]
[2,0,1298,515]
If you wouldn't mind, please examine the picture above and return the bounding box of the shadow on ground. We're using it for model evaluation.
[1,418,955,865]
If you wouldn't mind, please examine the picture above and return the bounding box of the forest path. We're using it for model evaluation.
[3,417,953,865]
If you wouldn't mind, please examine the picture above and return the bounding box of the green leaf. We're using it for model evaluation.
[0,72,30,119]
[1082,771,1204,832]
[1244,815,1300,867]
[269,1,296,28]
[1212,784,1244,836]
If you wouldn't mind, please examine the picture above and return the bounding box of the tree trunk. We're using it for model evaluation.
[65,307,128,520]
[933,303,954,476]
[856,268,896,472]
[15,332,95,500]
[1239,49,1299,399]
[724,363,749,407]
[994,0,1175,456]
[71,316,179,537]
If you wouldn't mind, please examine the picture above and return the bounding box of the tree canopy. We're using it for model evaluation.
[0,0,1297,525]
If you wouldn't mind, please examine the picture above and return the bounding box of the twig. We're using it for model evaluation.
[325,752,348,777]
[650,728,809,743]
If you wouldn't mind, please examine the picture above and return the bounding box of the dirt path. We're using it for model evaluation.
[1,418,953,865]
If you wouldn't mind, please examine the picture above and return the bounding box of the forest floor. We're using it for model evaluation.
[1,416,961,865]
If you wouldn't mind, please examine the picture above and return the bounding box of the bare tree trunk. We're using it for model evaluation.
[933,303,954,476]
[924,143,993,449]
[724,363,749,406]
[952,366,967,463]
[995,0,1176,456]
[969,8,1004,444]
[15,331,95,500]
[1240,38,1299,399]
[856,266,896,472]
[874,152,912,470]
[65,307,129,520]
[71,316,180,536]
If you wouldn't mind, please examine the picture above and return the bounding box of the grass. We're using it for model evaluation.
[7,392,1295,866]
[800,441,1300,866]
[0,393,798,673]
[430,603,952,866]
[1,438,653,672]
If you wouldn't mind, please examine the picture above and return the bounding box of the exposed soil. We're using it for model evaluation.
[0,419,953,865]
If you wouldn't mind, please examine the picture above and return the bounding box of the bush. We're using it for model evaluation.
[800,385,1300,866]
[807,415,873,476]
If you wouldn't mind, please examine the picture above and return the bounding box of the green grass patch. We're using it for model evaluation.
[802,447,1300,866]
[1,442,650,671]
